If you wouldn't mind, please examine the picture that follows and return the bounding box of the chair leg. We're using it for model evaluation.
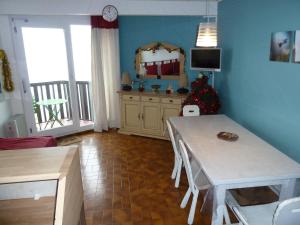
[171,157,178,179]
[180,187,192,208]
[200,188,210,213]
[188,190,199,225]
[175,159,182,188]
[193,169,201,179]
[223,206,231,225]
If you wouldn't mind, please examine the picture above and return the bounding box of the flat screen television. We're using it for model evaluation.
[190,48,221,72]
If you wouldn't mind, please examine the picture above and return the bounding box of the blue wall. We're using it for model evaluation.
[119,16,205,91]
[217,0,300,162]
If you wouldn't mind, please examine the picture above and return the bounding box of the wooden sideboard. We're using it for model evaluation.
[118,91,187,140]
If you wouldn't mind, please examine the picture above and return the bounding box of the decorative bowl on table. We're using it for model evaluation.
[217,132,239,142]
[151,84,161,94]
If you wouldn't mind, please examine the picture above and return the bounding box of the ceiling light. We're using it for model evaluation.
[196,0,218,47]
[196,22,217,47]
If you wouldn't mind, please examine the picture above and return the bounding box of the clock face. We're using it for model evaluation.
[102,5,118,22]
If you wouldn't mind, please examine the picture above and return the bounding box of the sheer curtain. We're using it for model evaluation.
[91,16,121,132]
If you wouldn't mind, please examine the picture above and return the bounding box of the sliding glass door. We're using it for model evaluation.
[13,16,93,136]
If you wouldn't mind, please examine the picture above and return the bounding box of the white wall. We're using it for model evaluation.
[0,25,13,137]
[0,100,11,137]
[0,16,23,118]
[0,0,218,16]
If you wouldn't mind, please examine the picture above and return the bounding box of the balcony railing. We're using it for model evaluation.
[30,80,93,126]
[76,81,93,122]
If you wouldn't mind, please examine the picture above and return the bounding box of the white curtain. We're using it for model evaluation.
[91,26,121,132]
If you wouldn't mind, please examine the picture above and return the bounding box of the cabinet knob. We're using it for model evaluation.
[129,96,133,99]
[149,98,152,101]
[169,100,173,103]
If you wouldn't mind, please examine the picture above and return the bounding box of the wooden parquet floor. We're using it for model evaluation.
[78,131,277,225]
[79,131,199,225]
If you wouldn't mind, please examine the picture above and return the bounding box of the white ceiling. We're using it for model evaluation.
[0,0,219,16]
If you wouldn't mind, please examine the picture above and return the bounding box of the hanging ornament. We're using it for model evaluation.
[0,49,14,92]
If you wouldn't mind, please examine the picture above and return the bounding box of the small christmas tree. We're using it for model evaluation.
[182,75,220,115]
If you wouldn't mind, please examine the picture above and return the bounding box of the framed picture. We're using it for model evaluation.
[270,31,293,62]
[293,30,300,63]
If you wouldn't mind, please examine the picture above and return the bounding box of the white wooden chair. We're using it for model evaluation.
[226,191,300,225]
[183,105,200,117]
[166,119,183,188]
[179,139,226,224]
[166,119,205,189]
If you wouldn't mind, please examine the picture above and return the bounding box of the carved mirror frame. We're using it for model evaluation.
[135,42,185,80]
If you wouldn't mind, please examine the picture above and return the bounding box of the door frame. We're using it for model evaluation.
[11,15,93,137]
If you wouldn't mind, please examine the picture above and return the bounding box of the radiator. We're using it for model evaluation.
[5,114,28,137]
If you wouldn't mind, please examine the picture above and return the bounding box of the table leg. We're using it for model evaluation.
[44,106,55,129]
[211,185,226,225]
[52,108,64,127]
[43,104,64,129]
[279,179,296,201]
[49,108,63,128]
[44,118,53,129]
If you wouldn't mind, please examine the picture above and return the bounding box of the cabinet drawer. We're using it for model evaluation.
[141,96,160,103]
[122,95,140,101]
[161,97,181,105]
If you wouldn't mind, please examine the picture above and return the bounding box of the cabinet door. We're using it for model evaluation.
[161,104,181,138]
[140,102,161,136]
[122,101,141,132]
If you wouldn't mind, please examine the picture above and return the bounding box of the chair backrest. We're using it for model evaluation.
[183,105,200,117]
[273,197,300,225]
[166,120,181,160]
[178,139,197,192]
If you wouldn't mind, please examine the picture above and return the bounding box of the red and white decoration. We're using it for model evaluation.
[142,59,180,75]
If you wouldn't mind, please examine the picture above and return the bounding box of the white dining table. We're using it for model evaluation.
[169,115,300,225]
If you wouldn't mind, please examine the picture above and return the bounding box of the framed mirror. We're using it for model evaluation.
[135,42,185,80]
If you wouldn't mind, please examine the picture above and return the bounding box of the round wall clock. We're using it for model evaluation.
[102,5,118,22]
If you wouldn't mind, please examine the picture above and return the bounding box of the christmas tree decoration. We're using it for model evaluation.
[182,75,220,115]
